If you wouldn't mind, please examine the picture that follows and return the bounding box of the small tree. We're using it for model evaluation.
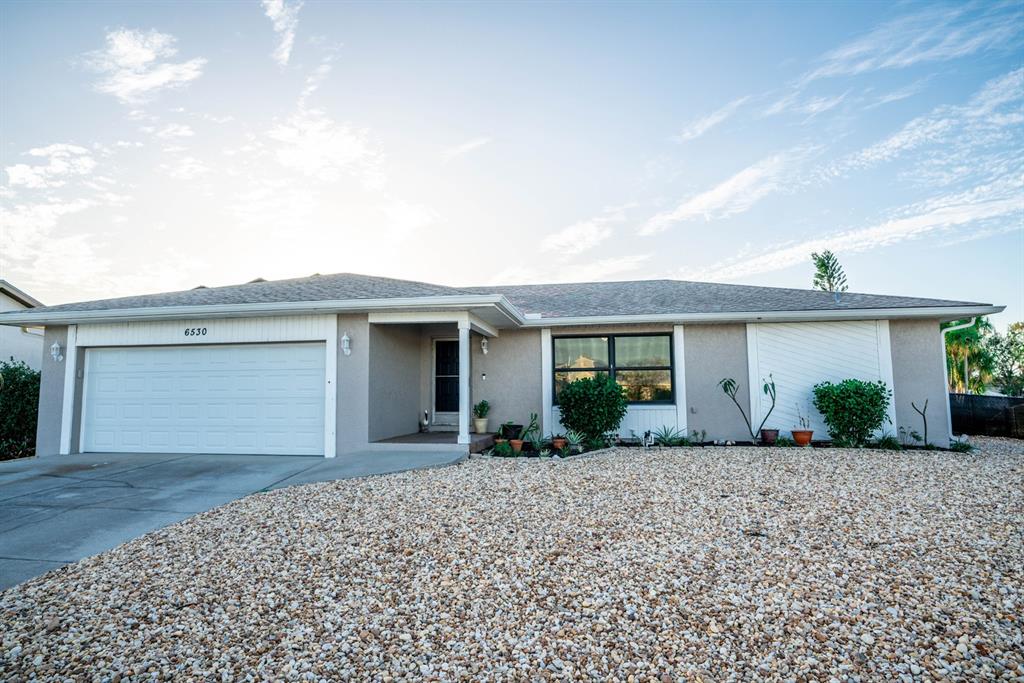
[718,375,777,440]
[986,322,1024,397]
[557,374,628,442]
[811,250,848,293]
[812,379,892,447]
[0,358,41,460]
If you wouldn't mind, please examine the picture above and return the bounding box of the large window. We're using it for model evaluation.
[553,334,673,404]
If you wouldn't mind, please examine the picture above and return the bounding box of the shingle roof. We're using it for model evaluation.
[34,273,471,313]
[11,272,990,319]
[463,280,986,318]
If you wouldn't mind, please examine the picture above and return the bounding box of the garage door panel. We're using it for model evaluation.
[82,342,326,455]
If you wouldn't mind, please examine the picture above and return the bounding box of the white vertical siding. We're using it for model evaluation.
[76,315,334,347]
[748,320,897,436]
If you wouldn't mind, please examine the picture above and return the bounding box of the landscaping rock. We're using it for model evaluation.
[0,437,1021,680]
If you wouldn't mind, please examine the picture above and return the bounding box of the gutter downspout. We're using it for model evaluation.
[942,317,976,440]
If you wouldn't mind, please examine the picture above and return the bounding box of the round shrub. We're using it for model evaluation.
[0,358,41,460]
[557,374,628,442]
[812,378,892,447]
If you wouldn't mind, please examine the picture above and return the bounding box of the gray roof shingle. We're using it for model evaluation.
[463,280,986,318]
[13,273,989,320]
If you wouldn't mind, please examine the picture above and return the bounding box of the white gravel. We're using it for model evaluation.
[2,437,1022,681]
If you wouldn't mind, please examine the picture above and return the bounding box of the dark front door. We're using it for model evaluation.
[434,340,459,415]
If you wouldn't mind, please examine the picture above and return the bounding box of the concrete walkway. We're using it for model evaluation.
[0,449,464,590]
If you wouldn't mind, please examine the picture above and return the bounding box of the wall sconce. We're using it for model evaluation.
[341,333,352,356]
[50,341,64,362]
[480,338,489,355]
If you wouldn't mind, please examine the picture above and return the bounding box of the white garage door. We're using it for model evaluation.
[748,321,896,436]
[81,342,326,455]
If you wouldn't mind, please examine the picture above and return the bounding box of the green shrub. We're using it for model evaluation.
[492,441,513,457]
[950,438,973,453]
[0,358,41,461]
[812,379,892,447]
[873,433,902,451]
[557,374,628,442]
[774,436,796,448]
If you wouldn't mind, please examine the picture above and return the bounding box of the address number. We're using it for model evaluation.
[184,327,208,337]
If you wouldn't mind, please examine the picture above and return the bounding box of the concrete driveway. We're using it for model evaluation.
[0,449,464,590]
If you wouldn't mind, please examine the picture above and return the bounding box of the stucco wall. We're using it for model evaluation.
[368,323,422,441]
[35,326,67,457]
[683,324,751,442]
[471,328,542,432]
[336,314,370,452]
[890,319,950,448]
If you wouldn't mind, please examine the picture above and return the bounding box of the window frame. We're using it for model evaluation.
[552,332,674,405]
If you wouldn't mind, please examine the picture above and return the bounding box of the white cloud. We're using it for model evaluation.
[156,123,194,138]
[866,78,931,109]
[488,254,652,286]
[266,108,384,188]
[800,4,1022,84]
[673,97,749,142]
[262,0,304,67]
[683,178,1023,281]
[159,156,210,180]
[4,144,97,189]
[764,91,848,118]
[639,151,799,235]
[298,58,332,105]
[441,136,492,163]
[541,204,633,253]
[85,29,206,104]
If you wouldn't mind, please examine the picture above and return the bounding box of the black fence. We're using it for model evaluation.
[950,393,1024,439]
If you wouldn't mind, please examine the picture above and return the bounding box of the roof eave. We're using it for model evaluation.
[521,305,1005,327]
[0,282,43,309]
[0,294,527,327]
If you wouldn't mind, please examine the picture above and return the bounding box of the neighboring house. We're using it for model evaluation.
[0,280,44,370]
[0,273,1003,456]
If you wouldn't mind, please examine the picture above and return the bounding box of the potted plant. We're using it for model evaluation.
[551,433,568,450]
[500,420,523,440]
[511,413,539,454]
[472,400,491,434]
[760,428,779,445]
[792,404,813,446]
[718,374,777,443]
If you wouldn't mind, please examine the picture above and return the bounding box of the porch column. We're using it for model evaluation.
[458,321,471,445]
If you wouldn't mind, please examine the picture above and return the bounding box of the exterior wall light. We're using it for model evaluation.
[341,333,352,356]
[50,341,64,362]
[480,338,489,355]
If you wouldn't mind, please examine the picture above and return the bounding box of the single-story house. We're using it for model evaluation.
[0,273,1003,456]
[0,279,44,370]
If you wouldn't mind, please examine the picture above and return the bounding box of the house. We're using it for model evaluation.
[0,280,44,370]
[0,273,1003,456]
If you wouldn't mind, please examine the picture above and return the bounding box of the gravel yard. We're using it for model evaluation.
[2,437,1022,681]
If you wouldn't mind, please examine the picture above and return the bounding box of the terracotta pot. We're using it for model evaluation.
[791,430,814,446]
[510,439,524,453]
[494,437,507,445]
[760,429,779,445]
[473,417,489,434]
[552,437,568,450]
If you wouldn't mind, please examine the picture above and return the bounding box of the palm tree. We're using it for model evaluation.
[944,318,995,394]
[811,250,848,293]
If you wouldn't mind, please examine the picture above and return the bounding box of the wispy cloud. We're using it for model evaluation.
[866,78,931,109]
[819,67,1024,180]
[84,29,206,104]
[262,0,304,67]
[639,150,805,235]
[156,123,194,138]
[266,108,384,188]
[799,4,1022,85]
[673,96,749,142]
[764,91,848,118]
[683,177,1023,281]
[4,144,97,190]
[441,136,492,163]
[159,156,210,180]
[489,254,652,286]
[541,204,633,253]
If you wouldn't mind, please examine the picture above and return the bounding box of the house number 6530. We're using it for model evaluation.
[184,327,208,336]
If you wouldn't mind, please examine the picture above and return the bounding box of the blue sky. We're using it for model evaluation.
[1,1,1021,327]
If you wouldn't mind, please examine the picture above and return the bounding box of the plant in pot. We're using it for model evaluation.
[564,429,585,456]
[500,420,523,441]
[511,413,539,454]
[792,404,814,446]
[550,433,568,450]
[472,400,491,434]
[718,374,777,444]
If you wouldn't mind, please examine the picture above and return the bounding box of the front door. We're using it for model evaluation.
[433,339,459,423]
